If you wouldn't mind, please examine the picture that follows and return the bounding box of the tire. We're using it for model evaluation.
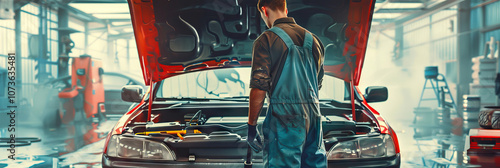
[479,108,494,129]
[492,112,500,129]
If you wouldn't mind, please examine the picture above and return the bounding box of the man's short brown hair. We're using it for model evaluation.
[257,0,286,12]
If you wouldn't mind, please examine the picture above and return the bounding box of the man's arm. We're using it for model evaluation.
[318,64,324,90]
[248,88,266,125]
[313,34,325,90]
[247,88,266,153]
[248,34,271,125]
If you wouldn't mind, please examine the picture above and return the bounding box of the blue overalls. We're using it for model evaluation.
[262,27,327,168]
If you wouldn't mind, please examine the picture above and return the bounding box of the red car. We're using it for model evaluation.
[102,0,400,167]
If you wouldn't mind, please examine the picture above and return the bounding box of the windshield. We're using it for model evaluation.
[156,67,346,101]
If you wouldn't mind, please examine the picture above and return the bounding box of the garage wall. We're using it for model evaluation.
[0,3,59,102]
[0,16,15,70]
[397,1,500,70]
[399,9,458,83]
[474,1,500,57]
[389,1,500,108]
[0,2,129,104]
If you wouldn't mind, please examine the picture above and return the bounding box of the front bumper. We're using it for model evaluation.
[102,153,400,168]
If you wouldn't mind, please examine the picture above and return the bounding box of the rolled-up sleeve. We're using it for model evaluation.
[250,36,271,92]
[318,63,324,90]
[313,34,325,90]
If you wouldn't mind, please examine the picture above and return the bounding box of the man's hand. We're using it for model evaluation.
[248,87,266,152]
[247,123,263,153]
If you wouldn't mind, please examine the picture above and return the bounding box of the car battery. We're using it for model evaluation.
[321,116,356,137]
[467,128,500,167]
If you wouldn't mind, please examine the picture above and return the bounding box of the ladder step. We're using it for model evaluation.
[420,76,457,108]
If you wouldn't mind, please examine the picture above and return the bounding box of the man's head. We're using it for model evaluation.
[257,0,288,28]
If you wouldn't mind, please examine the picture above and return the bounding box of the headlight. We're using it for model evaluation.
[327,134,396,160]
[106,135,176,160]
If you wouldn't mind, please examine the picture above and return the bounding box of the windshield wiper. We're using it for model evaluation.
[157,97,211,101]
[223,96,249,99]
[157,96,249,102]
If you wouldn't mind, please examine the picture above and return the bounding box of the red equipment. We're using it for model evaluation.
[467,128,500,167]
[58,55,105,123]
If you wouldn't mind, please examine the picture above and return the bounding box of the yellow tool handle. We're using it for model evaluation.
[136,129,202,135]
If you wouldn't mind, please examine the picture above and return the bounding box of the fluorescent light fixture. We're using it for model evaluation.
[70,4,129,14]
[112,22,132,26]
[93,14,131,19]
[373,13,403,19]
[109,30,120,35]
[122,28,133,33]
[376,3,424,9]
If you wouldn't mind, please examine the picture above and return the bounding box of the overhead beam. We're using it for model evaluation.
[378,0,434,2]
[372,18,396,23]
[107,18,131,22]
[372,0,464,30]
[86,12,129,14]
[388,0,429,3]
[70,0,127,3]
[108,32,134,40]
[480,23,500,33]
[471,0,499,9]
[395,0,463,26]
[54,1,108,25]
[89,23,131,31]
[376,8,422,13]
[14,0,30,10]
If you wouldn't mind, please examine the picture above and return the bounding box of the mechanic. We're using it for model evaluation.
[247,0,326,167]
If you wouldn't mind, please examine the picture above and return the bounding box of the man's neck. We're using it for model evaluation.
[269,13,287,27]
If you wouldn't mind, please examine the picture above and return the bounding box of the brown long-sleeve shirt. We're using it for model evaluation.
[250,17,325,95]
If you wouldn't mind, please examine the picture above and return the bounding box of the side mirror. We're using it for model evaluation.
[364,86,388,103]
[122,85,144,103]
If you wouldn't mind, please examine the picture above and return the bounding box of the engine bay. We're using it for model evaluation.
[121,102,378,143]
[105,102,385,162]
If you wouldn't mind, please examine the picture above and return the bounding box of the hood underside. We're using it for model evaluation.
[128,0,375,85]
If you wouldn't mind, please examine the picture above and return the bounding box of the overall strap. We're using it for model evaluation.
[303,31,314,50]
[267,27,295,49]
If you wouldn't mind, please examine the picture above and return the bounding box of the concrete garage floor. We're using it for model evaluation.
[0,117,448,168]
[0,117,118,168]
[365,77,472,168]
[0,94,475,168]
[355,63,475,167]
[0,116,468,168]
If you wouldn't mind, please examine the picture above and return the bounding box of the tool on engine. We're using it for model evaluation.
[135,129,202,136]
[185,110,206,126]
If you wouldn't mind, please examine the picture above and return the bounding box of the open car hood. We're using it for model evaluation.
[128,0,375,85]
